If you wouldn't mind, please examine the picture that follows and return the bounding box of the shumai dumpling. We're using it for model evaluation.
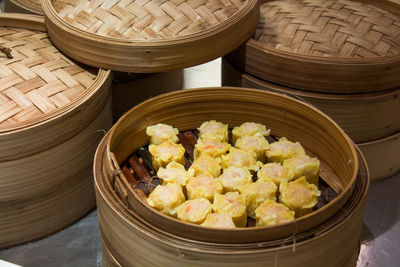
[186,175,223,202]
[255,200,295,226]
[189,154,222,178]
[235,135,270,162]
[146,123,179,145]
[219,166,253,193]
[232,122,270,145]
[283,155,320,185]
[197,120,229,142]
[147,183,185,217]
[257,162,293,187]
[213,192,247,227]
[194,138,231,160]
[201,213,236,228]
[279,177,321,217]
[148,140,185,171]
[239,180,277,218]
[266,137,306,164]
[157,162,193,188]
[221,147,262,172]
[177,198,212,224]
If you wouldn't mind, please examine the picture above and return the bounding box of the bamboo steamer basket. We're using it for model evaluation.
[100,87,358,244]
[0,13,112,248]
[3,0,43,15]
[112,70,183,121]
[227,0,400,94]
[41,0,260,73]
[358,131,400,181]
[94,128,369,266]
[221,58,400,181]
[221,58,400,144]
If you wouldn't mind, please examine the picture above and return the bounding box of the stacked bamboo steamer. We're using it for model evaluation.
[0,13,112,248]
[2,0,184,121]
[223,0,400,181]
[94,87,369,266]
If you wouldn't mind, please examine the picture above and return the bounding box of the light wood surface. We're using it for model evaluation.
[227,0,400,93]
[101,87,358,243]
[95,131,369,266]
[3,0,43,15]
[221,57,400,143]
[41,0,260,72]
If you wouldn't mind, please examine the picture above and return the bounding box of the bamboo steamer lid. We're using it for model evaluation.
[41,0,259,72]
[94,130,369,266]
[101,87,358,244]
[3,0,43,15]
[0,13,112,248]
[221,57,400,144]
[227,0,400,93]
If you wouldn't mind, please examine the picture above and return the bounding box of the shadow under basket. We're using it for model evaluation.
[95,124,369,266]
[97,87,359,244]
[3,0,43,15]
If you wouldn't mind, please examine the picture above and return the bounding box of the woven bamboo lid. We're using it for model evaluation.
[42,0,259,72]
[0,13,111,160]
[3,0,43,15]
[228,0,400,93]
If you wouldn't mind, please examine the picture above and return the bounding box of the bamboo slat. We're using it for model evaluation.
[0,14,112,161]
[358,131,400,181]
[95,131,369,266]
[112,70,183,121]
[221,57,400,143]
[102,87,358,244]
[3,0,43,15]
[0,13,112,248]
[227,0,400,93]
[41,0,259,72]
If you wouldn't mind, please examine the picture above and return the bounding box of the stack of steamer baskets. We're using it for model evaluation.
[0,14,112,248]
[223,0,400,181]
[94,87,369,266]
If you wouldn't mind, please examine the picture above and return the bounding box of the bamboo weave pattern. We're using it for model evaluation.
[256,0,400,57]
[11,0,42,11]
[0,27,97,125]
[52,0,246,40]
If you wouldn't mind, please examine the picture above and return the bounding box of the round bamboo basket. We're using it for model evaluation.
[95,129,369,266]
[3,0,43,15]
[0,13,112,248]
[358,131,400,181]
[101,87,358,244]
[112,70,183,121]
[227,0,400,94]
[221,58,400,143]
[41,0,260,73]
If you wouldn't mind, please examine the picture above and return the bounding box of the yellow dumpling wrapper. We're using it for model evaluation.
[239,180,277,219]
[266,137,306,164]
[213,192,247,227]
[235,135,270,162]
[186,175,223,202]
[257,162,293,187]
[194,139,231,160]
[157,162,193,188]
[177,198,212,224]
[283,155,320,185]
[201,213,236,228]
[255,199,295,226]
[221,147,262,172]
[219,166,253,193]
[197,120,229,142]
[189,154,221,178]
[146,123,179,145]
[279,177,321,217]
[232,122,270,145]
[147,183,185,217]
[149,140,185,171]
